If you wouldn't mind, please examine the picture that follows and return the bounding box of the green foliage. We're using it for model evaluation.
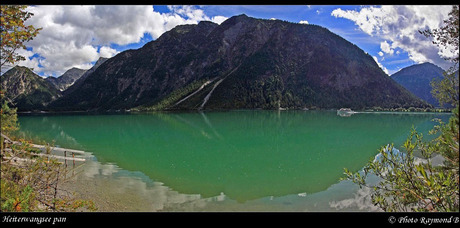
[0,5,96,212]
[344,110,459,211]
[420,5,459,65]
[0,5,41,67]
[431,70,459,108]
[1,182,35,212]
[1,99,19,134]
[430,107,459,172]
[345,7,460,212]
[1,99,19,154]
[138,78,209,111]
[1,140,98,212]
[422,5,459,109]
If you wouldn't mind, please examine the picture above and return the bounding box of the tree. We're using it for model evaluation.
[0,4,39,156]
[344,5,459,212]
[421,5,459,108]
[1,5,40,136]
[430,71,459,108]
[0,5,41,67]
[1,6,96,212]
[1,140,97,211]
[0,92,19,153]
[421,5,459,65]
[344,110,459,211]
[0,98,19,134]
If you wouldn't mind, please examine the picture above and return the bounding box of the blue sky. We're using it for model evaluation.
[6,5,455,77]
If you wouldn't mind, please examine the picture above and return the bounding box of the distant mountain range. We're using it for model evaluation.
[2,15,429,112]
[1,57,107,111]
[391,62,445,107]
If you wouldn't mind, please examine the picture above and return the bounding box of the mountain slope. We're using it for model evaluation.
[391,62,445,107]
[1,66,61,111]
[50,15,429,111]
[46,67,86,91]
[61,57,108,96]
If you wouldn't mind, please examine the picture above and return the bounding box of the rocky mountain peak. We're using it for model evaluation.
[46,67,86,91]
[1,66,61,111]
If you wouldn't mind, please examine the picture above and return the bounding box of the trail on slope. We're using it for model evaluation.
[199,78,225,110]
[198,65,241,110]
[173,78,216,106]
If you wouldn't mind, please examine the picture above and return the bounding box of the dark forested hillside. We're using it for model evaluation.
[391,62,445,107]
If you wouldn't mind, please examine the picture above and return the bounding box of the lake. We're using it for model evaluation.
[16,110,451,211]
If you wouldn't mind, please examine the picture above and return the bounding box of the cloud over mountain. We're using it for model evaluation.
[331,5,454,70]
[17,5,227,77]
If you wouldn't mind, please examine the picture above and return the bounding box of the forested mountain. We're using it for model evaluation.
[391,62,445,107]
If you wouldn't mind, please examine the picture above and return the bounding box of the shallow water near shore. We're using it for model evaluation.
[16,110,451,211]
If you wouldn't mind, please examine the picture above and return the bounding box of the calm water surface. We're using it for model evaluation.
[16,110,451,211]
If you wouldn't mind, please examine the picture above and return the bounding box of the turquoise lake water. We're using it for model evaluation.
[16,110,451,211]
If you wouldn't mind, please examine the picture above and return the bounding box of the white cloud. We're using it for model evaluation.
[167,5,228,25]
[378,51,384,57]
[211,16,228,25]
[0,48,41,75]
[167,5,207,22]
[380,40,394,55]
[35,42,100,76]
[299,20,309,24]
[331,6,392,36]
[15,5,226,76]
[331,5,454,70]
[99,46,119,59]
[16,49,41,71]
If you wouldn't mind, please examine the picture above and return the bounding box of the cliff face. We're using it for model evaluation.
[48,15,428,111]
[46,67,86,91]
[1,66,61,111]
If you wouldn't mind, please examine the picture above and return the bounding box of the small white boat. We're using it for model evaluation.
[337,108,356,117]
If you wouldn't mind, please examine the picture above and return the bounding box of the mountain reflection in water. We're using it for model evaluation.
[17,111,450,209]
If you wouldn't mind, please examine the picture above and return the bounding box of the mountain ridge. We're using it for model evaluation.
[4,15,430,112]
[50,14,429,111]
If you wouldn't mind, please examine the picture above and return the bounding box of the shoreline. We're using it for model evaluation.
[17,108,454,116]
